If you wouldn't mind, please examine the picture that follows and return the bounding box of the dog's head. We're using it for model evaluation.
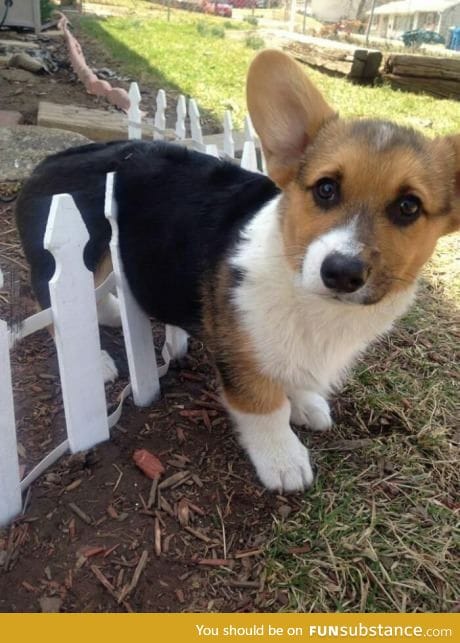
[247,50,460,305]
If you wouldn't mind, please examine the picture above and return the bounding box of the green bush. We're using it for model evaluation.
[243,16,259,27]
[210,25,225,38]
[245,34,265,50]
[40,0,56,21]
[196,21,225,39]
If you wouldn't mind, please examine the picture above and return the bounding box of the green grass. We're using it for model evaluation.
[80,11,256,127]
[79,8,459,134]
[262,234,459,613]
[79,4,459,612]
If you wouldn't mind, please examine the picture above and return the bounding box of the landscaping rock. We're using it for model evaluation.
[0,110,23,127]
[0,68,37,83]
[0,125,90,182]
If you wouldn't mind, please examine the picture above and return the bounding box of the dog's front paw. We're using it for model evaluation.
[227,398,314,493]
[290,391,332,431]
[249,431,314,492]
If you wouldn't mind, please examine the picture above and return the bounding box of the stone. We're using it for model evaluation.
[0,111,23,127]
[0,68,37,83]
[0,126,90,182]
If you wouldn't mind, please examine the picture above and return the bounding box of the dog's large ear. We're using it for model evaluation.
[445,134,460,234]
[247,49,336,187]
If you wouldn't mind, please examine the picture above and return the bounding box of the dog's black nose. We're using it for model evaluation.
[321,253,368,293]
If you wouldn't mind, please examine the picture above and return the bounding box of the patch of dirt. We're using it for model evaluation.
[0,16,218,133]
[0,196,301,613]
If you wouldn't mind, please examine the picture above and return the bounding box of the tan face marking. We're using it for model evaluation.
[280,119,458,303]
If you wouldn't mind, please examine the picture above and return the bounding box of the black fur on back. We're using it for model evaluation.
[16,140,279,333]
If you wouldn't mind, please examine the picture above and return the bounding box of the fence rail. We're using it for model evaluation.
[0,81,264,526]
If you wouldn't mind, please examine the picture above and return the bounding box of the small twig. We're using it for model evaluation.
[112,464,123,494]
[198,558,233,567]
[90,565,133,613]
[154,518,162,556]
[184,526,212,543]
[68,502,92,525]
[229,580,260,589]
[158,471,190,490]
[234,548,264,559]
[216,505,227,559]
[147,479,158,509]
[118,550,149,603]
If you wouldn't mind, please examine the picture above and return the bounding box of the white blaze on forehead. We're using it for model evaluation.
[374,123,396,151]
[301,218,362,295]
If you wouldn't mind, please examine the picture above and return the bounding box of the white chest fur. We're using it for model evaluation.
[231,197,415,395]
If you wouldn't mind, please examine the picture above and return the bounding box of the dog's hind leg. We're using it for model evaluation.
[92,252,120,382]
[94,252,122,328]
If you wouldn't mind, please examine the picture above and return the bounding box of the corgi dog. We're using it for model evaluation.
[16,50,460,493]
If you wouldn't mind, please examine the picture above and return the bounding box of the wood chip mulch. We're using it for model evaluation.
[0,198,296,613]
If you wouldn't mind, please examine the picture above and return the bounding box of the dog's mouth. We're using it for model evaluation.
[311,275,399,307]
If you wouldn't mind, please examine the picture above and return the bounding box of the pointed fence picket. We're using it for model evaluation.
[127,82,142,141]
[223,110,235,159]
[0,315,21,526]
[105,173,160,407]
[154,89,167,141]
[175,95,187,140]
[189,98,203,148]
[44,194,110,453]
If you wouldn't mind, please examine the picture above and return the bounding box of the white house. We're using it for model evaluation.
[370,0,460,39]
[310,0,364,22]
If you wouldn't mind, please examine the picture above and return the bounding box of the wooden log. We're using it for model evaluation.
[38,101,152,141]
[284,42,381,82]
[385,54,460,81]
[383,73,460,100]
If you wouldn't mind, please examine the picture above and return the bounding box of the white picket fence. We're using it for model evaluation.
[0,82,265,527]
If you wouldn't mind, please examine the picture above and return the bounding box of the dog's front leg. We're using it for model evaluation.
[223,381,314,493]
[289,390,332,432]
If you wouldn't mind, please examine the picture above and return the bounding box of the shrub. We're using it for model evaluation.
[40,0,56,21]
[243,16,258,27]
[245,34,265,50]
[196,21,225,39]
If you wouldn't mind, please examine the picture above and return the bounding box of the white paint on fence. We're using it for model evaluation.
[44,194,110,453]
[244,115,255,142]
[0,318,21,526]
[105,173,160,407]
[154,89,167,140]
[241,140,259,172]
[205,144,220,158]
[128,82,142,140]
[175,95,187,140]
[189,98,203,147]
[223,110,235,159]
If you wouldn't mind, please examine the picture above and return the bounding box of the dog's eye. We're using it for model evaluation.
[388,194,422,226]
[313,178,340,209]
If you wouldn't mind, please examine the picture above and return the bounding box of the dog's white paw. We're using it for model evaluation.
[100,349,119,383]
[249,431,314,492]
[164,325,188,361]
[290,391,332,432]
[228,400,314,493]
[97,293,122,328]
